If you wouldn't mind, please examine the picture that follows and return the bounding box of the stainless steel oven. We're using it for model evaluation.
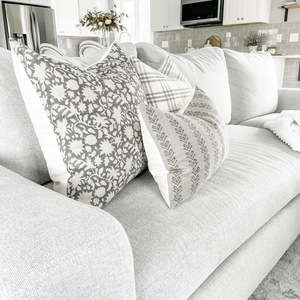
[181,0,223,27]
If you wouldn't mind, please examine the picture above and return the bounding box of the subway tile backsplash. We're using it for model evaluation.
[153,22,300,88]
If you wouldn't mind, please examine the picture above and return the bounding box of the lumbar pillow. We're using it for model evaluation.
[223,49,278,125]
[131,55,194,113]
[138,87,229,209]
[10,40,147,208]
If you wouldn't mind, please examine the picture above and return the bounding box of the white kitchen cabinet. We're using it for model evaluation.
[51,0,108,37]
[223,0,271,26]
[151,0,183,32]
[52,0,80,36]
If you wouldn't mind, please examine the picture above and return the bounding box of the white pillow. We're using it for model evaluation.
[224,49,278,125]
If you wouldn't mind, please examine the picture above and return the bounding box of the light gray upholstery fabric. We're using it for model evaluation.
[135,43,232,124]
[104,125,300,300]
[0,166,136,300]
[188,193,300,300]
[224,49,278,125]
[0,48,50,184]
[276,88,300,113]
[238,113,280,128]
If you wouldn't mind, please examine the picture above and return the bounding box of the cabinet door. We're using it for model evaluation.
[168,0,183,31]
[241,0,271,24]
[54,0,80,36]
[223,0,241,25]
[150,0,168,31]
[78,0,108,37]
[151,0,182,32]
[223,0,271,26]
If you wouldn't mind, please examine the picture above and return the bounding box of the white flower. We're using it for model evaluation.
[33,62,47,82]
[69,140,84,156]
[105,19,112,24]
[82,86,97,102]
[99,21,103,26]
[50,84,65,102]
[100,140,114,155]
[67,79,79,90]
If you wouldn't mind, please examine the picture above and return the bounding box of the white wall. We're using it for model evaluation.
[269,0,300,23]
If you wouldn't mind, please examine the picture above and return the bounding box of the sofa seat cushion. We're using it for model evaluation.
[103,125,300,300]
[238,113,280,128]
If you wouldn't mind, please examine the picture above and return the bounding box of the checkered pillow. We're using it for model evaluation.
[131,56,194,113]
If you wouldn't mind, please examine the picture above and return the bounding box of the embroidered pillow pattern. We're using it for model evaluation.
[138,87,229,209]
[131,56,194,113]
[10,40,147,207]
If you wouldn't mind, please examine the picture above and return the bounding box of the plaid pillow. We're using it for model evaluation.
[131,56,194,113]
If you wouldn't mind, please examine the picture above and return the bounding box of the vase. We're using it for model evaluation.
[248,45,258,53]
[98,29,110,47]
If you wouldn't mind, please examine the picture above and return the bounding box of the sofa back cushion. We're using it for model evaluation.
[0,48,50,184]
[224,49,278,125]
[136,43,232,124]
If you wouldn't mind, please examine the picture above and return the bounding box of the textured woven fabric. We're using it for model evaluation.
[224,49,278,125]
[189,194,300,300]
[238,113,279,128]
[131,56,194,112]
[264,110,300,152]
[135,42,232,124]
[138,87,228,208]
[10,40,147,207]
[0,47,50,184]
[104,125,300,300]
[0,166,136,300]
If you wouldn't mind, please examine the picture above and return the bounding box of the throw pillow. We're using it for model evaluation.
[135,42,232,124]
[224,49,278,125]
[10,40,147,208]
[138,87,229,209]
[131,55,194,113]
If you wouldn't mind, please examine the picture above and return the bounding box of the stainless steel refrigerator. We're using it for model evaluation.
[0,1,57,53]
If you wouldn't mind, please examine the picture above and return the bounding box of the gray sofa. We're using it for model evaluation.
[1,42,300,300]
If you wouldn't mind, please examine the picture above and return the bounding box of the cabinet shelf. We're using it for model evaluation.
[279,3,300,22]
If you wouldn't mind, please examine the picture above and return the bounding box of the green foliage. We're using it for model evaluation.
[77,4,128,33]
[243,31,269,46]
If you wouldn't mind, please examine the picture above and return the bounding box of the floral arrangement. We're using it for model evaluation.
[243,31,269,46]
[77,5,128,33]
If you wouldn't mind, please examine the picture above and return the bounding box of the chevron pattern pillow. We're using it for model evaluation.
[138,87,229,209]
[131,56,194,113]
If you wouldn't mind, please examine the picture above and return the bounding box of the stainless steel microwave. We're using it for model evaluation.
[181,0,224,27]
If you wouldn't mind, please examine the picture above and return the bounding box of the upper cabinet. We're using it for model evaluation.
[151,0,183,32]
[223,0,271,26]
[51,0,108,37]
[52,0,80,36]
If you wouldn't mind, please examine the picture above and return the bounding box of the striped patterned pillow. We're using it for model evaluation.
[131,56,194,113]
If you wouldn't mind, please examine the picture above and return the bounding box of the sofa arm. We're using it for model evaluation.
[0,166,136,300]
[276,88,300,113]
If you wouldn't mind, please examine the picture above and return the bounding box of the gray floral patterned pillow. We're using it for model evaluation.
[10,40,147,207]
[138,87,229,209]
